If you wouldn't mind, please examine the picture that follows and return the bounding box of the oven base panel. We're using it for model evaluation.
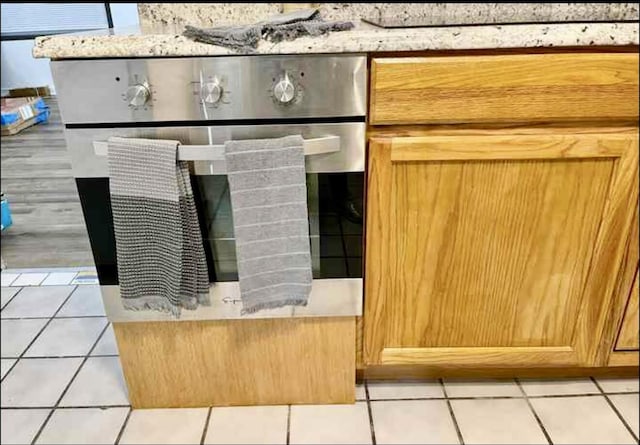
[114,316,355,408]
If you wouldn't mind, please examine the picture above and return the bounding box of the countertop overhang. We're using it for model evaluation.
[33,22,639,59]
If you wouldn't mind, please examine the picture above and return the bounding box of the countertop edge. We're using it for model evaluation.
[33,22,639,60]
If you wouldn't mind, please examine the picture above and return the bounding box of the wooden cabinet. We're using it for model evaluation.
[616,271,639,351]
[613,206,639,353]
[370,54,639,125]
[364,130,639,368]
[607,206,638,366]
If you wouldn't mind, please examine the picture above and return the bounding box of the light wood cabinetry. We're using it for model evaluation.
[364,129,638,369]
[370,53,639,125]
[610,205,639,360]
[364,51,639,374]
[616,271,639,351]
[114,317,355,408]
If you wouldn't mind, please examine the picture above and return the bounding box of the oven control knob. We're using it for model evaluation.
[125,84,150,107]
[273,73,296,104]
[200,78,223,104]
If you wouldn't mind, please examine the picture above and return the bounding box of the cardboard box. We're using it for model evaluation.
[1,97,50,136]
[8,86,52,98]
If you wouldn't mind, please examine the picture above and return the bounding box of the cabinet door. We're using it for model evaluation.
[616,271,639,351]
[364,131,638,368]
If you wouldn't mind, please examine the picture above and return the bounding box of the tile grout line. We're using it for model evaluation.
[1,285,25,311]
[1,405,131,410]
[3,267,94,275]
[200,406,213,445]
[590,377,639,443]
[0,286,29,380]
[11,273,50,288]
[439,379,465,445]
[3,354,118,360]
[2,315,109,320]
[365,392,640,401]
[286,404,291,445]
[5,390,638,411]
[39,271,79,287]
[515,378,554,445]
[30,319,112,445]
[364,381,377,445]
[115,407,133,445]
[1,272,21,287]
[1,285,80,385]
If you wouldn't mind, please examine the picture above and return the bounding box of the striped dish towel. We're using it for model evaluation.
[225,135,312,315]
[107,137,209,317]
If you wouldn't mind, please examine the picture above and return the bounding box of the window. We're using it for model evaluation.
[1,3,110,38]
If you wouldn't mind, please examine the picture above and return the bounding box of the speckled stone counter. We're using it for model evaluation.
[136,3,639,27]
[33,22,639,59]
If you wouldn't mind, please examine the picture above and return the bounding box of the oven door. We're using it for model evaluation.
[67,122,364,321]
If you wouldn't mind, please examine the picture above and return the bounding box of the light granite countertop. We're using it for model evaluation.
[33,21,639,59]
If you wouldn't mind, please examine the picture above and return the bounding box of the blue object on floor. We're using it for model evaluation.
[0,97,50,126]
[1,194,13,231]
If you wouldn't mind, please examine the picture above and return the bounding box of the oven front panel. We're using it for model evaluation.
[75,175,363,321]
[51,55,366,124]
[76,172,363,285]
[70,122,365,321]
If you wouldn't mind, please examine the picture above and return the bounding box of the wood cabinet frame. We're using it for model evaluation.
[364,130,638,368]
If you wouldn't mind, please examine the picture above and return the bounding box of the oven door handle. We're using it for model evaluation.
[92,135,341,161]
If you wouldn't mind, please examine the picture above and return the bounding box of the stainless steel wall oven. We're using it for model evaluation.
[52,54,366,321]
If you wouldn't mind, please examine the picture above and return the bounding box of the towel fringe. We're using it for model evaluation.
[240,298,308,316]
[122,296,181,318]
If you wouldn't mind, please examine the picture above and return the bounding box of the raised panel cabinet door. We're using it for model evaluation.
[616,271,639,351]
[364,131,639,368]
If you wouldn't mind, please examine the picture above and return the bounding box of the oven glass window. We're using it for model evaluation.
[194,173,364,281]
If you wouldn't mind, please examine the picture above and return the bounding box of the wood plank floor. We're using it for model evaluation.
[1,97,94,267]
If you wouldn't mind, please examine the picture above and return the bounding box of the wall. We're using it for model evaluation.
[1,40,56,95]
[0,3,139,96]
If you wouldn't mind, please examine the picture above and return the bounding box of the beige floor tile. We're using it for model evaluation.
[1,358,16,378]
[60,357,128,406]
[1,318,48,357]
[290,402,371,444]
[91,324,119,355]
[371,400,459,444]
[1,273,19,287]
[367,380,444,400]
[609,394,639,438]
[596,377,640,393]
[36,407,129,444]
[205,405,287,444]
[1,286,75,318]
[520,378,599,396]
[1,358,82,407]
[25,318,107,357]
[41,272,77,286]
[355,383,366,401]
[443,379,521,398]
[451,398,547,444]
[1,409,51,444]
[57,285,105,317]
[12,273,48,286]
[1,287,20,308]
[531,395,635,444]
[120,408,208,444]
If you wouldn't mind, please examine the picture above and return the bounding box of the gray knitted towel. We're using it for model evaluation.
[225,135,312,315]
[183,8,354,53]
[107,137,209,317]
